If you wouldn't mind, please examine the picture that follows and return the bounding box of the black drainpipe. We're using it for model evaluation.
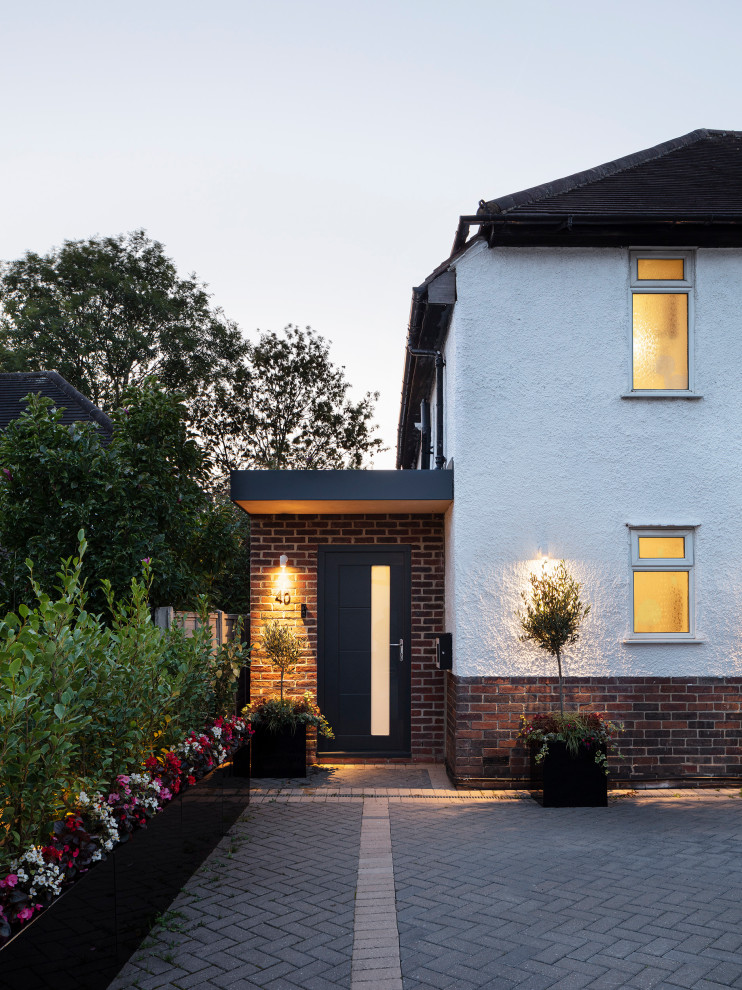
[418,399,431,470]
[408,348,445,469]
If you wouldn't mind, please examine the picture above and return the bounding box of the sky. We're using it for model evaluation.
[2,0,741,466]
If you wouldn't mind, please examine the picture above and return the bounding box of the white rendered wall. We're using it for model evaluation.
[443,242,742,679]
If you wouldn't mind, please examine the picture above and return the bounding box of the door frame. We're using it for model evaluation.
[317,544,412,757]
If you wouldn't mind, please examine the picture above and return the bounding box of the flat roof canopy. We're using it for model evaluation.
[231,469,453,515]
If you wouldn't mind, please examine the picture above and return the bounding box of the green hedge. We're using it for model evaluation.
[0,534,248,871]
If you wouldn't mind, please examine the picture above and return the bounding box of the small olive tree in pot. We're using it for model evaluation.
[517,560,619,806]
[240,620,333,778]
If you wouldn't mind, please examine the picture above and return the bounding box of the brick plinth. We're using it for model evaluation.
[249,514,446,763]
[445,675,742,786]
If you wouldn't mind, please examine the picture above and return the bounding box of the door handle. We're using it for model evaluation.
[390,638,404,663]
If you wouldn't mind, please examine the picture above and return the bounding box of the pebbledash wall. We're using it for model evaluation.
[249,514,446,763]
[435,241,742,785]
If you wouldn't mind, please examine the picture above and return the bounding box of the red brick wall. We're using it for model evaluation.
[249,514,446,763]
[446,675,742,786]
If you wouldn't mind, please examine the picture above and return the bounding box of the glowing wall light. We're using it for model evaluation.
[275,554,291,605]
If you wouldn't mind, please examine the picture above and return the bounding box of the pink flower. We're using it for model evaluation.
[160,788,172,802]
[107,793,119,804]
[0,874,18,889]
[17,907,34,923]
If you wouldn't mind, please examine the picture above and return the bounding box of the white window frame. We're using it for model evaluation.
[624,249,698,399]
[627,526,697,643]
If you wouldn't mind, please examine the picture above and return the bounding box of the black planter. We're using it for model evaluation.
[531,741,608,807]
[250,723,307,778]
[0,762,251,990]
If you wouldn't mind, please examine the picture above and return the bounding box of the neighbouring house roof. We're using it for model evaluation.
[0,371,114,438]
[398,129,742,467]
[231,469,453,514]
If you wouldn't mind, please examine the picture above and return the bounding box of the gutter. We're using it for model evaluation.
[396,286,426,469]
[452,211,742,253]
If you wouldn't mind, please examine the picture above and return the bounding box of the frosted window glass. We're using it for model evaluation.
[633,571,689,633]
[638,537,685,559]
[370,566,390,736]
[637,258,684,280]
[633,294,688,390]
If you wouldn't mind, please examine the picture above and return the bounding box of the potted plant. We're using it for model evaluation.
[518,559,619,806]
[518,711,622,807]
[242,621,334,778]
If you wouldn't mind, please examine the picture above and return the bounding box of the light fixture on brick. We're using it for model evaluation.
[275,554,290,605]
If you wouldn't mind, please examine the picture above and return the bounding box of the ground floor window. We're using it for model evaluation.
[629,527,695,639]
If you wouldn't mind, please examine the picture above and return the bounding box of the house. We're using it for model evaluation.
[0,371,113,439]
[232,129,742,786]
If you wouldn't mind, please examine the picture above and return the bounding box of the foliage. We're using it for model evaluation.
[0,230,248,410]
[243,692,334,739]
[518,560,591,714]
[192,324,384,480]
[0,536,249,873]
[0,715,251,939]
[517,711,623,775]
[0,382,250,614]
[260,619,303,700]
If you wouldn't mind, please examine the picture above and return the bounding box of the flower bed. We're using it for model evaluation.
[0,714,252,945]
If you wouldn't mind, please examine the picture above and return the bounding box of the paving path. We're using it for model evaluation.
[108,768,742,990]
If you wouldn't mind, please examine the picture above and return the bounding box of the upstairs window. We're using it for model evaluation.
[630,251,694,394]
[629,527,695,640]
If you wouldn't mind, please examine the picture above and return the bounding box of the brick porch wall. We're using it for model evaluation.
[249,514,446,763]
[446,675,742,786]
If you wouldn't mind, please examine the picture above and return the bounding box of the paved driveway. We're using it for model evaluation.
[108,771,742,990]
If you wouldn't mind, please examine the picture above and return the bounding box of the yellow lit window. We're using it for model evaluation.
[630,528,695,639]
[637,258,684,280]
[633,294,688,390]
[633,571,689,633]
[638,536,684,558]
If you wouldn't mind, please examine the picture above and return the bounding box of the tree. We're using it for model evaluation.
[518,560,591,715]
[0,381,249,615]
[0,231,248,410]
[260,620,303,700]
[192,324,385,479]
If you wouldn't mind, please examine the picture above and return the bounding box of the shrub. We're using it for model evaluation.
[0,534,249,873]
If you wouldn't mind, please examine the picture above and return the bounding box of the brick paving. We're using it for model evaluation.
[108,771,742,990]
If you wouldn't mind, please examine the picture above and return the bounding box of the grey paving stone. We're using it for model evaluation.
[105,773,742,990]
[390,796,742,990]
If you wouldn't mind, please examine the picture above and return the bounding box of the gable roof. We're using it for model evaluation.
[0,371,114,437]
[479,129,742,218]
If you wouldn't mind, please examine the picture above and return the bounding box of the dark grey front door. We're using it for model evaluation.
[318,547,411,755]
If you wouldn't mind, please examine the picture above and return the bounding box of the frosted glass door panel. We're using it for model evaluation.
[370,565,391,736]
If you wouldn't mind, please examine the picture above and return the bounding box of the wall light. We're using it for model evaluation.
[275,554,291,605]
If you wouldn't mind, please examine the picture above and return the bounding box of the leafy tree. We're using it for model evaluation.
[0,381,249,615]
[518,560,591,715]
[192,324,384,478]
[260,620,303,700]
[0,230,248,410]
